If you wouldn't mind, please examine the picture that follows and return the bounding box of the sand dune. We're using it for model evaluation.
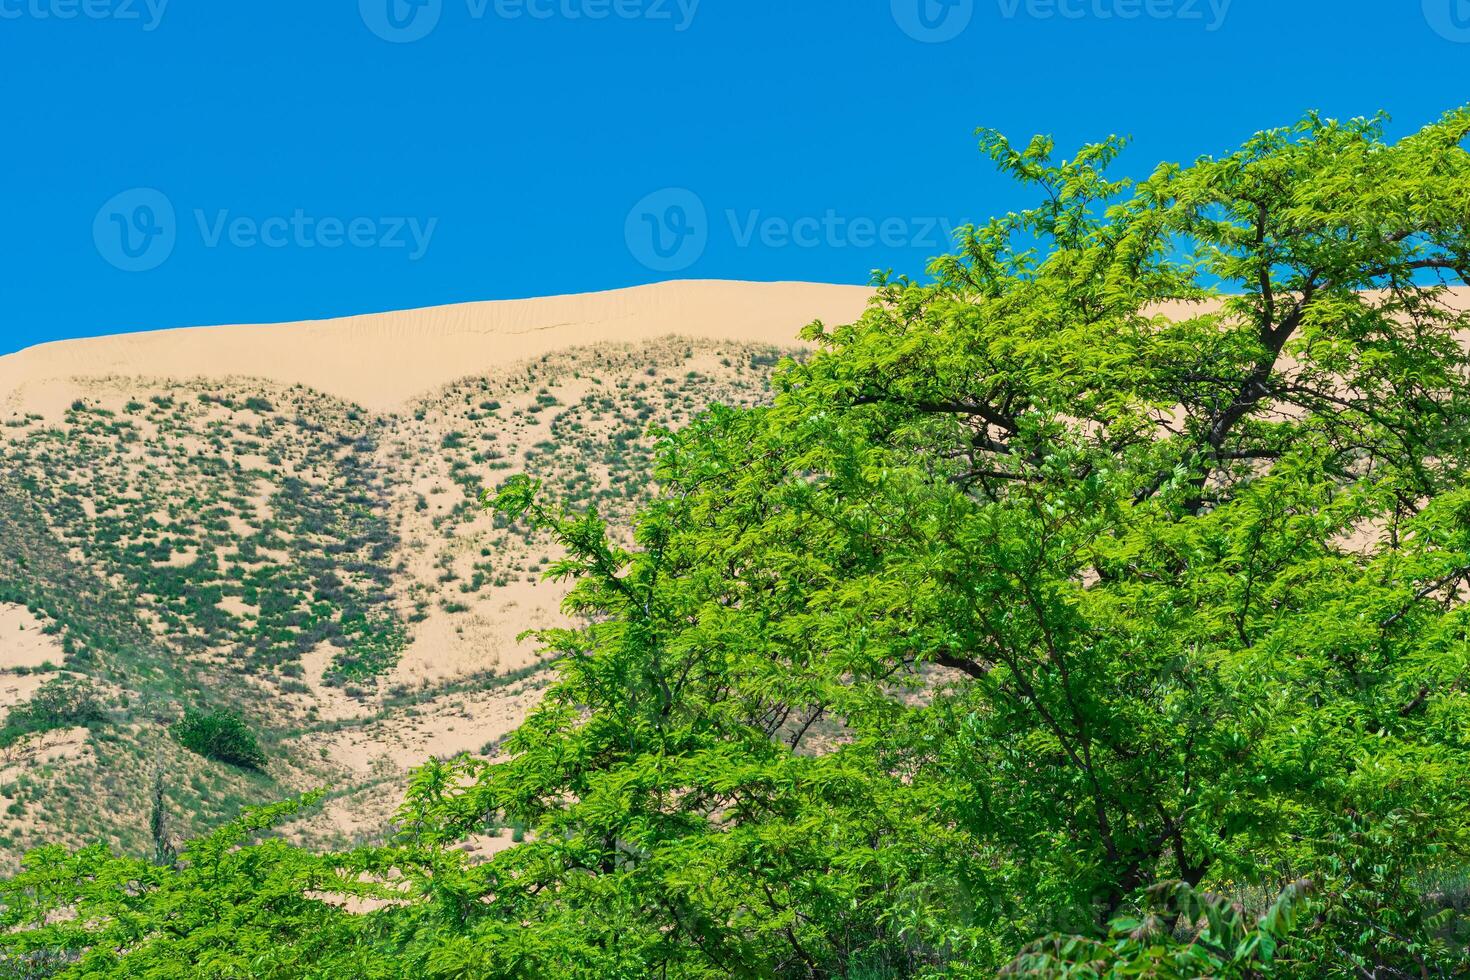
[0,281,873,415]
[7,282,1464,419]
[0,280,874,852]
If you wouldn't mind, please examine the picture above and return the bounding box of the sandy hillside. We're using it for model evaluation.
[0,281,872,415]
[0,280,873,857]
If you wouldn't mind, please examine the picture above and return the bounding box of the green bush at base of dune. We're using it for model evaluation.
[170,709,267,773]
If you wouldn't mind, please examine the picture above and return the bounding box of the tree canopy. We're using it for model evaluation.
[5,107,1470,978]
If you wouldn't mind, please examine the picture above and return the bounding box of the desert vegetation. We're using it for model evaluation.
[0,329,797,859]
[4,107,1470,976]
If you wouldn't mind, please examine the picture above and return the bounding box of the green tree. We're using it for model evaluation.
[457,106,1470,975]
[0,796,388,978]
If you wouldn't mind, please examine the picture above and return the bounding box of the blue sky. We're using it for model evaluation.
[1,0,1466,354]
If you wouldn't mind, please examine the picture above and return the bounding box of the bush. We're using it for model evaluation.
[171,708,267,772]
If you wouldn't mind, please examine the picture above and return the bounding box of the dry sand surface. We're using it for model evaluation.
[0,280,872,415]
[0,604,64,674]
[0,604,66,712]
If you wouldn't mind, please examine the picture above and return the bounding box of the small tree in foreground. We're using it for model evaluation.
[149,770,177,869]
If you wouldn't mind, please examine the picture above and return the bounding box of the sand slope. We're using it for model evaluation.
[0,280,874,851]
[0,281,873,414]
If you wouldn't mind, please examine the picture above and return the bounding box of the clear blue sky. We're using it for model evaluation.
[1,1,1466,354]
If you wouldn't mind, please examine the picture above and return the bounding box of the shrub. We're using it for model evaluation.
[171,708,267,771]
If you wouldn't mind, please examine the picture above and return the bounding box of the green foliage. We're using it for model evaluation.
[6,107,1470,977]
[171,708,268,772]
[1005,880,1314,977]
[328,612,408,682]
[0,794,389,978]
[441,106,1470,975]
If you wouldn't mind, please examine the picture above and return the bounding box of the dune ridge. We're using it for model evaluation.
[0,280,873,414]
